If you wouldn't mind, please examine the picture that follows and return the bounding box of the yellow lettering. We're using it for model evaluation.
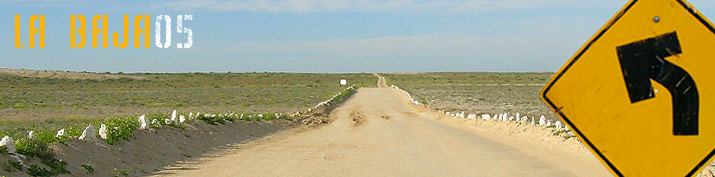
[14,15,21,48]
[70,15,74,48]
[28,15,36,48]
[28,15,45,48]
[91,15,108,48]
[113,15,129,49]
[39,15,45,48]
[70,15,86,48]
[134,15,150,48]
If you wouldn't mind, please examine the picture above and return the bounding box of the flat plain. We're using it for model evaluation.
[0,69,375,121]
[0,69,375,176]
[382,72,556,120]
[0,69,374,140]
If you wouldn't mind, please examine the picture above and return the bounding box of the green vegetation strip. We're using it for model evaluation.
[0,85,359,176]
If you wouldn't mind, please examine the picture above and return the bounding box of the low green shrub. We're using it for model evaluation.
[195,112,288,124]
[15,138,54,160]
[112,168,129,177]
[41,159,69,175]
[103,117,139,145]
[33,130,63,144]
[81,163,94,173]
[327,86,356,105]
[3,159,22,173]
[145,113,185,129]
[552,129,569,136]
[0,85,354,176]
[27,164,51,177]
[197,114,226,125]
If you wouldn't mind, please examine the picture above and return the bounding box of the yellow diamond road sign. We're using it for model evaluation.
[541,0,715,176]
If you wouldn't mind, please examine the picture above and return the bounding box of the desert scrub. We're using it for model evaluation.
[102,116,140,145]
[25,160,69,177]
[143,113,185,129]
[552,129,569,136]
[563,134,577,140]
[196,112,287,125]
[0,110,296,148]
[14,138,70,176]
[382,76,391,86]
[0,114,153,146]
[552,129,577,140]
[112,168,129,177]
[15,138,54,160]
[81,163,94,173]
[40,159,69,176]
[327,86,356,105]
[196,114,229,125]
[382,72,558,121]
[0,118,102,143]
[27,164,52,177]
[3,159,22,173]
[0,72,376,120]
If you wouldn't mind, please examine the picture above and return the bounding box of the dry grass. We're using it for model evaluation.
[0,71,375,121]
[382,72,558,120]
[0,68,145,80]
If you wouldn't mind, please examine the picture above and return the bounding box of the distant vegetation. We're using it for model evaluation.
[0,72,375,120]
[383,72,557,120]
[0,70,371,176]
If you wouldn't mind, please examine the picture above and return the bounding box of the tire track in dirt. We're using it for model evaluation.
[374,73,388,88]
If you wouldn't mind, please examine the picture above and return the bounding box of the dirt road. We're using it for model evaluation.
[375,73,388,87]
[157,80,610,176]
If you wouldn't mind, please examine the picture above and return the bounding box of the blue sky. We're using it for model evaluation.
[2,0,715,73]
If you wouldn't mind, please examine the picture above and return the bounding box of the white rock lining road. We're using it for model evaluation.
[156,76,612,177]
[392,84,566,130]
[0,86,357,153]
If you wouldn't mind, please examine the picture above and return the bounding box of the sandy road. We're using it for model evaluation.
[375,73,388,88]
[158,78,610,176]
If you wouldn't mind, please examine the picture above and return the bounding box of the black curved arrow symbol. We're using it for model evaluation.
[616,32,699,136]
